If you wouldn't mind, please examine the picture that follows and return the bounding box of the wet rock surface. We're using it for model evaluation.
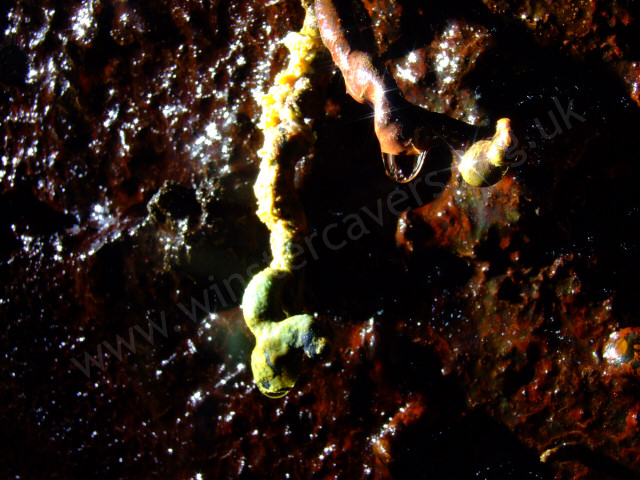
[1,0,639,478]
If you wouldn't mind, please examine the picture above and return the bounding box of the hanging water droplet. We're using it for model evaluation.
[381,151,426,183]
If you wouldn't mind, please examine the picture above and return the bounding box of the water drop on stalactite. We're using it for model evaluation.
[381,151,426,183]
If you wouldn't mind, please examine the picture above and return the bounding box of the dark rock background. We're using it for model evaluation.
[1,0,639,478]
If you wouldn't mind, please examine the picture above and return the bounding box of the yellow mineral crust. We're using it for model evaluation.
[242,3,327,398]
[254,8,320,271]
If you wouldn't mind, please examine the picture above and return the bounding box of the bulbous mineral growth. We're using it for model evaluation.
[242,2,327,398]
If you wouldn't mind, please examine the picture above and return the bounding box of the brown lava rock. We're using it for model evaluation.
[2,1,640,479]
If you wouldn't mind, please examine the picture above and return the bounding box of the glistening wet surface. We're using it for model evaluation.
[2,0,640,478]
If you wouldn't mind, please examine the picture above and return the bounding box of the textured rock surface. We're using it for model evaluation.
[1,0,639,478]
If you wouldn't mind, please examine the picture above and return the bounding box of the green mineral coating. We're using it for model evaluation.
[243,268,291,329]
[243,268,327,398]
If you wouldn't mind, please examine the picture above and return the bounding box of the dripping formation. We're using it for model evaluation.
[241,2,327,398]
[243,0,519,397]
[314,0,515,185]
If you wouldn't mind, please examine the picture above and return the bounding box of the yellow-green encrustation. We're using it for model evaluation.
[242,2,327,398]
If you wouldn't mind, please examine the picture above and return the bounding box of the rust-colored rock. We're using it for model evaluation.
[2,0,640,479]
